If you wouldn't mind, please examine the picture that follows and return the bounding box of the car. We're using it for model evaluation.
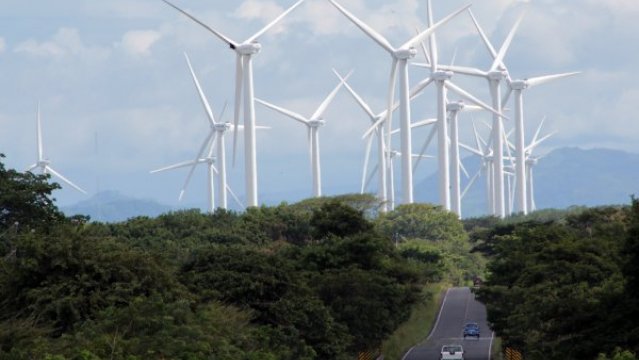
[463,322,480,339]
[440,344,464,359]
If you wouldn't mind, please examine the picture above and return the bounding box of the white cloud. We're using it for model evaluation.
[119,30,162,57]
[234,0,291,36]
[14,28,110,61]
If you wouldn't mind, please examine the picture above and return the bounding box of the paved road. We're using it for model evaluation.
[403,287,493,360]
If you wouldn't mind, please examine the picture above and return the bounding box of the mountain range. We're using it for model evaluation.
[61,147,639,222]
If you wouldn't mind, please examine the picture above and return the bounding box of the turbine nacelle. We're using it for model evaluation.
[37,159,51,168]
[526,157,539,166]
[487,70,508,81]
[236,42,262,55]
[215,122,233,132]
[433,70,454,81]
[447,101,465,112]
[308,119,326,128]
[394,48,417,60]
[510,79,529,90]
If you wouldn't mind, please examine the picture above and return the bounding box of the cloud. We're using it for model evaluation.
[14,27,110,61]
[119,30,162,57]
[233,0,292,36]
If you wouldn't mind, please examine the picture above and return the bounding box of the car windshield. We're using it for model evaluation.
[465,323,479,329]
[442,345,463,353]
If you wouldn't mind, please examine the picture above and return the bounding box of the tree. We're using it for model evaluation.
[0,154,64,232]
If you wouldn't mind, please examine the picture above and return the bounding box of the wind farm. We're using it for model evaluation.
[4,0,633,219]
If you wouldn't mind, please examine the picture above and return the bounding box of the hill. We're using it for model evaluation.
[415,147,639,217]
[61,190,172,222]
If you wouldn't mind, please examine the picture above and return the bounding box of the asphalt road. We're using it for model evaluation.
[403,287,494,360]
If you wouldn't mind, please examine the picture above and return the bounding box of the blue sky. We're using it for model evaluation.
[1,0,638,209]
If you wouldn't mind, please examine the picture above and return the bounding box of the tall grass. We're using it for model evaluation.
[380,283,448,360]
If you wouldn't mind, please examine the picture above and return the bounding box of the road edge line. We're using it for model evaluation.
[401,287,451,360]
[488,331,495,359]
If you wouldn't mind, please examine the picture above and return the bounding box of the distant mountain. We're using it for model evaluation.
[61,191,173,223]
[415,147,639,218]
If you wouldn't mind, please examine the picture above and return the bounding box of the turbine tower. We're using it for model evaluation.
[329,0,471,206]
[161,0,306,208]
[255,72,349,197]
[151,54,246,212]
[503,72,579,214]
[26,103,87,194]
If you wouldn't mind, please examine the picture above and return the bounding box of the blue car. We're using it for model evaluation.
[463,322,480,339]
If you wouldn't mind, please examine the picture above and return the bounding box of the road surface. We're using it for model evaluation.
[403,287,494,360]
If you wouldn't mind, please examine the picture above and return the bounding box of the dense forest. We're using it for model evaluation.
[468,201,639,359]
[2,153,638,360]
[0,154,479,359]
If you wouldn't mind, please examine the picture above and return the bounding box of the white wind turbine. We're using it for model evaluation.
[506,116,556,213]
[255,72,350,197]
[26,103,87,194]
[334,69,430,208]
[503,72,579,215]
[424,9,522,217]
[329,0,471,207]
[460,121,495,214]
[410,0,504,213]
[150,54,246,212]
[161,0,306,208]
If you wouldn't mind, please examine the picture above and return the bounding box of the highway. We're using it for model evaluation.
[403,287,494,360]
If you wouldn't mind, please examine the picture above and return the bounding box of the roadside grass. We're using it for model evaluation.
[491,337,503,360]
[380,283,448,360]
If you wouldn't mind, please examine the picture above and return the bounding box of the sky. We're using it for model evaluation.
[1,0,638,210]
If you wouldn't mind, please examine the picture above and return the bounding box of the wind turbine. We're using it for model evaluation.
[329,0,471,206]
[334,70,429,208]
[460,121,494,214]
[447,101,484,218]
[255,72,349,197]
[151,53,248,212]
[161,0,306,208]
[409,0,504,212]
[26,103,87,194]
[503,72,579,214]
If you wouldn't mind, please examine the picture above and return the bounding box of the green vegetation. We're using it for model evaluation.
[471,199,639,360]
[0,155,478,359]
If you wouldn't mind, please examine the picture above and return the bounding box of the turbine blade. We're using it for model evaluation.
[364,162,379,192]
[328,0,395,54]
[151,159,201,174]
[489,13,524,72]
[226,183,245,209]
[184,52,217,126]
[245,0,306,43]
[25,164,39,172]
[526,72,580,88]
[426,0,438,71]
[45,166,87,194]
[445,81,504,119]
[459,142,483,157]
[179,132,214,201]
[472,119,483,152]
[412,125,437,172]
[361,133,374,193]
[412,118,437,129]
[461,169,481,199]
[502,87,513,107]
[255,98,309,125]
[416,27,432,65]
[401,4,471,50]
[36,102,44,161]
[531,116,547,145]
[526,131,556,153]
[334,69,376,120]
[161,0,238,47]
[460,159,470,178]
[468,9,497,58]
[232,54,243,166]
[311,70,352,120]
[409,76,434,99]
[217,101,228,122]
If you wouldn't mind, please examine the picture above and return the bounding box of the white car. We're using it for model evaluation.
[440,344,464,360]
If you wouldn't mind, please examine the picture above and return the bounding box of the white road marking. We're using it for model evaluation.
[401,288,452,360]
